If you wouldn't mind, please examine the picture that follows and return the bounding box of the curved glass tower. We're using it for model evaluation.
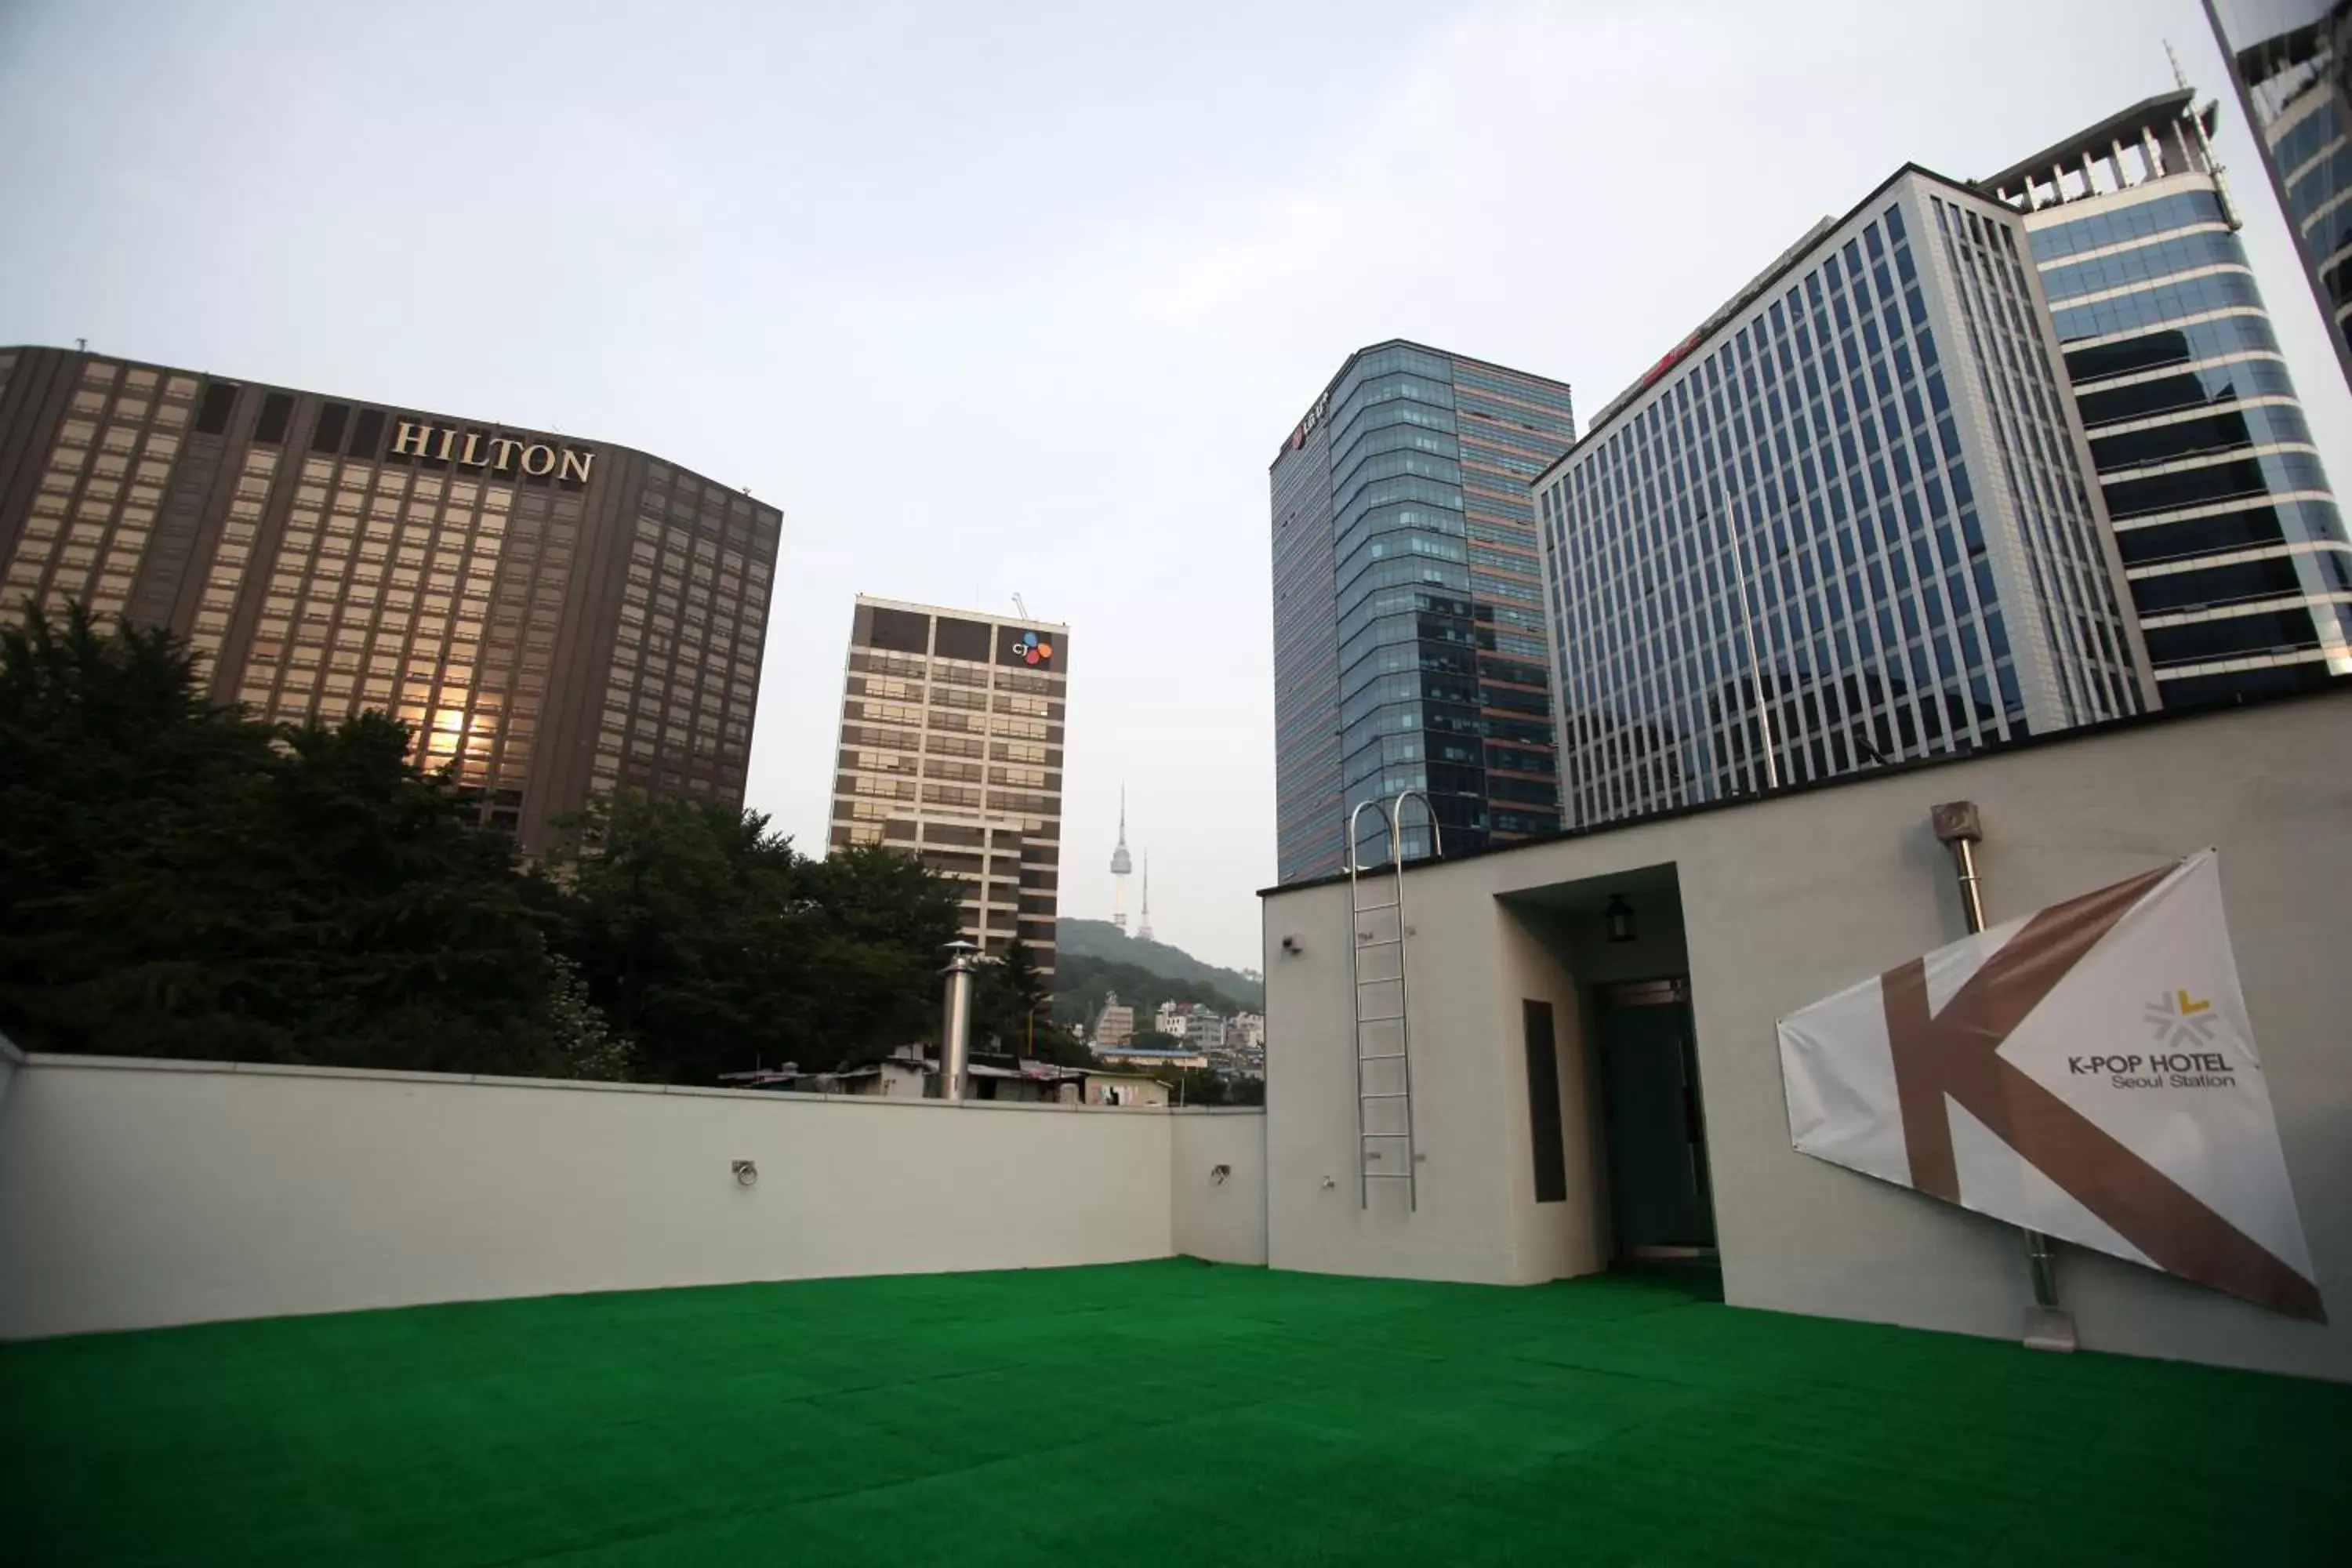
[1270,341,1573,881]
[2206,0,2352,394]
[1987,89,2352,704]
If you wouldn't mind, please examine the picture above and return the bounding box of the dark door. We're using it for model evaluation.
[1595,979,1715,1254]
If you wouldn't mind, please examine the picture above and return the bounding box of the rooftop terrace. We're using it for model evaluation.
[4,1260,2346,1566]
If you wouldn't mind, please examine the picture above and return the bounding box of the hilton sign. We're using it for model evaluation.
[390,420,595,482]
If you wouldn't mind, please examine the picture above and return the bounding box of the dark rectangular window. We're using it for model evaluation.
[1523,1000,1567,1203]
[194,382,238,435]
[2130,556,2313,614]
[860,605,930,654]
[347,408,385,458]
[933,615,993,662]
[2143,606,2324,664]
[254,391,294,445]
[310,402,350,453]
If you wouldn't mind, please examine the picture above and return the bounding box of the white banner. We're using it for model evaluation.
[1777,851,2321,1320]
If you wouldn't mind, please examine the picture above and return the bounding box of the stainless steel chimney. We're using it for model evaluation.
[938,940,980,1102]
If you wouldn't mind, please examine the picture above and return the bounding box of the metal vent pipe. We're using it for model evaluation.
[938,940,979,1102]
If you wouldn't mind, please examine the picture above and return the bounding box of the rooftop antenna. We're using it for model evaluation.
[2165,38,2240,228]
[1011,592,1029,620]
[75,337,86,353]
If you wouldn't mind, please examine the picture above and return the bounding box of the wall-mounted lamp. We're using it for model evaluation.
[1604,894,1637,945]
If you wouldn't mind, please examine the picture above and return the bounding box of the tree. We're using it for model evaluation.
[1051,950,1247,1037]
[0,601,561,1072]
[790,841,966,1067]
[973,938,1077,1061]
[546,953,634,1081]
[538,797,963,1081]
[1,601,980,1087]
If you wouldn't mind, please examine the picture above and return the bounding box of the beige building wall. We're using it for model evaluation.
[1263,692,2352,1381]
[0,1056,1196,1340]
[1085,1072,1168,1108]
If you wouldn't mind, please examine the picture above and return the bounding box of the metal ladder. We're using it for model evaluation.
[1345,790,1443,1210]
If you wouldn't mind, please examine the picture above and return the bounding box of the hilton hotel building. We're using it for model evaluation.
[0,345,782,846]
[830,595,1068,976]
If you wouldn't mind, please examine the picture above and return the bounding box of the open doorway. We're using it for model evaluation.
[1500,867,1719,1280]
[1594,978,1715,1261]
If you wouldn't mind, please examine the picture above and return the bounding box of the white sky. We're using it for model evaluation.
[2,0,2343,971]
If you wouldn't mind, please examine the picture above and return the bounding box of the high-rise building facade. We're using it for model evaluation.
[2205,0,2352,393]
[828,595,1067,975]
[1270,340,1574,882]
[1986,90,2352,705]
[0,346,781,844]
[1536,169,2155,828]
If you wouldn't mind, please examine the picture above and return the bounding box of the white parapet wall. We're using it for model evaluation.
[1171,1109,1270,1265]
[0,1053,1267,1340]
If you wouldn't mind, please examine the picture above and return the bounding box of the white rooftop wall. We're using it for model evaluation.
[0,1057,1265,1339]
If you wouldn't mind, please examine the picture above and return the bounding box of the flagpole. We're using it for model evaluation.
[1931,800,2075,1352]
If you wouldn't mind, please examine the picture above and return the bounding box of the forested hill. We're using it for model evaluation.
[1054,919,1261,1008]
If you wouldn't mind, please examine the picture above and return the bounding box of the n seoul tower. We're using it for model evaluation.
[1110,786,1134,933]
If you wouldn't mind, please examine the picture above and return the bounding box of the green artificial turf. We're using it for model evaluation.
[2,1259,2347,1566]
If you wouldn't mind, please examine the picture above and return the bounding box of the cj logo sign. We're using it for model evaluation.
[1009,631,1054,666]
[390,420,594,482]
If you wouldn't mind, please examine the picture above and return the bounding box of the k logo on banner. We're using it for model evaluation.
[1777,851,2322,1320]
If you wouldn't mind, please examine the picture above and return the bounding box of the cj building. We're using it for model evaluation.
[0,345,782,846]
[829,594,1069,978]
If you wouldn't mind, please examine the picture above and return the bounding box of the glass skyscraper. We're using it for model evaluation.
[1537,169,2154,828]
[1270,341,1574,882]
[1986,90,2352,704]
[2205,0,2352,393]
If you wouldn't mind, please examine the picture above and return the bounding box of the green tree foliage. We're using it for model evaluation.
[1051,949,1247,1036]
[537,792,961,1081]
[0,604,972,1085]
[1054,916,1263,1007]
[0,604,557,1071]
[546,953,635,1081]
[971,938,1092,1064]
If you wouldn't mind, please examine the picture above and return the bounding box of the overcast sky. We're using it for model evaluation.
[2,0,2343,970]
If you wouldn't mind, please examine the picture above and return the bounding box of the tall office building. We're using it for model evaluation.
[1985,90,2352,704]
[1537,169,2155,828]
[0,346,781,845]
[2205,0,2352,392]
[829,595,1067,975]
[1270,341,1574,883]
